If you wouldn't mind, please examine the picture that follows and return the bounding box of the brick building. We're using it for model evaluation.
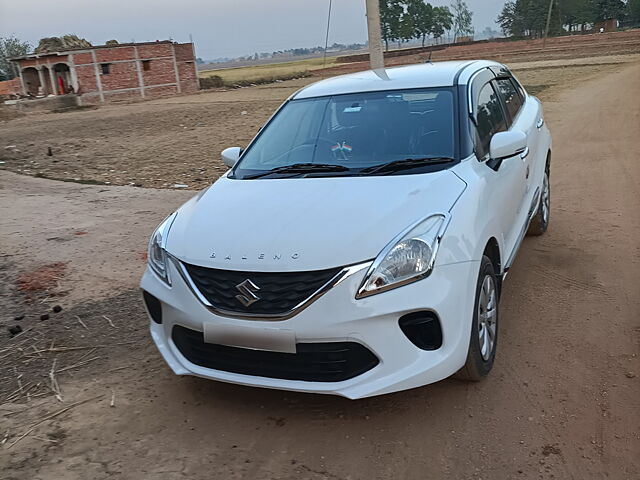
[11,41,199,104]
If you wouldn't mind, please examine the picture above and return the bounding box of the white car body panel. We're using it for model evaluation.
[167,171,466,272]
[141,60,552,398]
[141,257,479,399]
[295,61,476,99]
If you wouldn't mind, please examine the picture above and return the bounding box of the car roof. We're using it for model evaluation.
[293,60,501,99]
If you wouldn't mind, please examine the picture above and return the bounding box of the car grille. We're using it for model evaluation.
[182,263,343,315]
[172,325,379,382]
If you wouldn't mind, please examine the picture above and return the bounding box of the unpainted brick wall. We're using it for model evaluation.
[137,43,173,59]
[0,78,21,96]
[103,90,144,102]
[100,61,139,91]
[145,85,178,96]
[142,58,175,86]
[74,64,98,93]
[73,52,94,65]
[178,62,198,92]
[95,47,136,63]
[15,43,198,103]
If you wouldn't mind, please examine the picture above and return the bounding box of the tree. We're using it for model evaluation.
[497,1,518,36]
[496,0,554,38]
[105,39,119,46]
[592,0,626,21]
[629,0,640,24]
[560,0,596,32]
[405,0,434,46]
[431,6,454,42]
[0,35,31,81]
[451,0,474,40]
[379,0,404,50]
[35,34,91,54]
[480,26,500,39]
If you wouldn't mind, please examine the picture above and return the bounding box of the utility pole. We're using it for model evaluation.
[365,0,385,70]
[543,0,554,48]
[323,0,333,67]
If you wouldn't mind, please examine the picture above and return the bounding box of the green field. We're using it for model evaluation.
[199,56,340,85]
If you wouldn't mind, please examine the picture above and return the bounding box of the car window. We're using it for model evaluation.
[495,78,524,123]
[510,76,526,100]
[233,88,457,178]
[475,83,507,158]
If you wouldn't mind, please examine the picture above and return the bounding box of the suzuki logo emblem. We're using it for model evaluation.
[235,279,261,307]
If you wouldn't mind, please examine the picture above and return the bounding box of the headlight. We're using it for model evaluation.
[148,212,177,285]
[356,214,449,298]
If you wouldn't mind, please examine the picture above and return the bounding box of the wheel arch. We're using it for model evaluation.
[546,149,551,174]
[483,237,502,295]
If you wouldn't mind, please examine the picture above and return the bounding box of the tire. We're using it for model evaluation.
[456,255,499,381]
[527,169,550,236]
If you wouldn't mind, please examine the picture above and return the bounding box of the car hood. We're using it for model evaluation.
[167,172,466,271]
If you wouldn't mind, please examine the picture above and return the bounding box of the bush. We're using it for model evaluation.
[227,71,311,88]
[199,75,224,89]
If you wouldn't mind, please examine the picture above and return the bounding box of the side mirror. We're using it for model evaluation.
[221,147,242,168]
[489,130,527,161]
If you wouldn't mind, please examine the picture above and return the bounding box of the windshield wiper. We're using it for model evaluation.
[359,157,455,175]
[243,163,350,179]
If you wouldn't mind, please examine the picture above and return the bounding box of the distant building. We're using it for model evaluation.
[594,19,618,33]
[0,78,21,98]
[10,41,199,104]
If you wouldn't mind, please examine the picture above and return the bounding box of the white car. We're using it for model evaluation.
[141,60,552,399]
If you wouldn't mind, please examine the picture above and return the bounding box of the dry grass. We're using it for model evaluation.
[199,56,340,85]
[513,62,628,99]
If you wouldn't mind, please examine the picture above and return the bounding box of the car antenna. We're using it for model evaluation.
[425,50,433,64]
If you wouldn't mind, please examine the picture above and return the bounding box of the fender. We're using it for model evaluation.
[436,157,507,271]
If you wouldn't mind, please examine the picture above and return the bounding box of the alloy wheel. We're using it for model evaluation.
[541,172,550,225]
[478,275,497,361]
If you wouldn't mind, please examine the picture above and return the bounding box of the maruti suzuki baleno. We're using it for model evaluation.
[141,60,552,399]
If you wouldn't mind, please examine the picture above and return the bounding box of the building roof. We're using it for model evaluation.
[10,40,180,61]
[293,60,494,99]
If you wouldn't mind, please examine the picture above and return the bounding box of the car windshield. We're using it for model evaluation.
[232,88,457,179]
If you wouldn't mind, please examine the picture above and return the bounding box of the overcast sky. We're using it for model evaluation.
[0,0,506,59]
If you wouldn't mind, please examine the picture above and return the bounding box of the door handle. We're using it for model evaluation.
[520,146,530,160]
[536,118,544,129]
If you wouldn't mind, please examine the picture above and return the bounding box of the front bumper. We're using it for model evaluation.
[140,258,480,399]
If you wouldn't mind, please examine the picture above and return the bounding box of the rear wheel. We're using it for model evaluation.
[457,256,498,381]
[527,170,550,236]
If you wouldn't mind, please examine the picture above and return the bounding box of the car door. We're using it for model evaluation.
[493,77,539,214]
[472,80,528,256]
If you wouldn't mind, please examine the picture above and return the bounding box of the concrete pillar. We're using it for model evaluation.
[36,67,46,95]
[48,65,58,95]
[171,44,182,94]
[68,55,79,93]
[90,50,105,103]
[18,68,27,96]
[133,46,145,98]
[365,0,385,71]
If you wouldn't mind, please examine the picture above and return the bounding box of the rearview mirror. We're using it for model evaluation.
[489,131,527,161]
[221,147,242,168]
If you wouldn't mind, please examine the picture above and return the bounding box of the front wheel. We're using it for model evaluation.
[527,170,550,236]
[456,256,499,381]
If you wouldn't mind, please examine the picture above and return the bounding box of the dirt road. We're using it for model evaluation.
[2,53,639,192]
[1,63,639,479]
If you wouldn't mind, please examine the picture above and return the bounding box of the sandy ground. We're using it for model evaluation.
[1,60,639,479]
[1,48,639,191]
